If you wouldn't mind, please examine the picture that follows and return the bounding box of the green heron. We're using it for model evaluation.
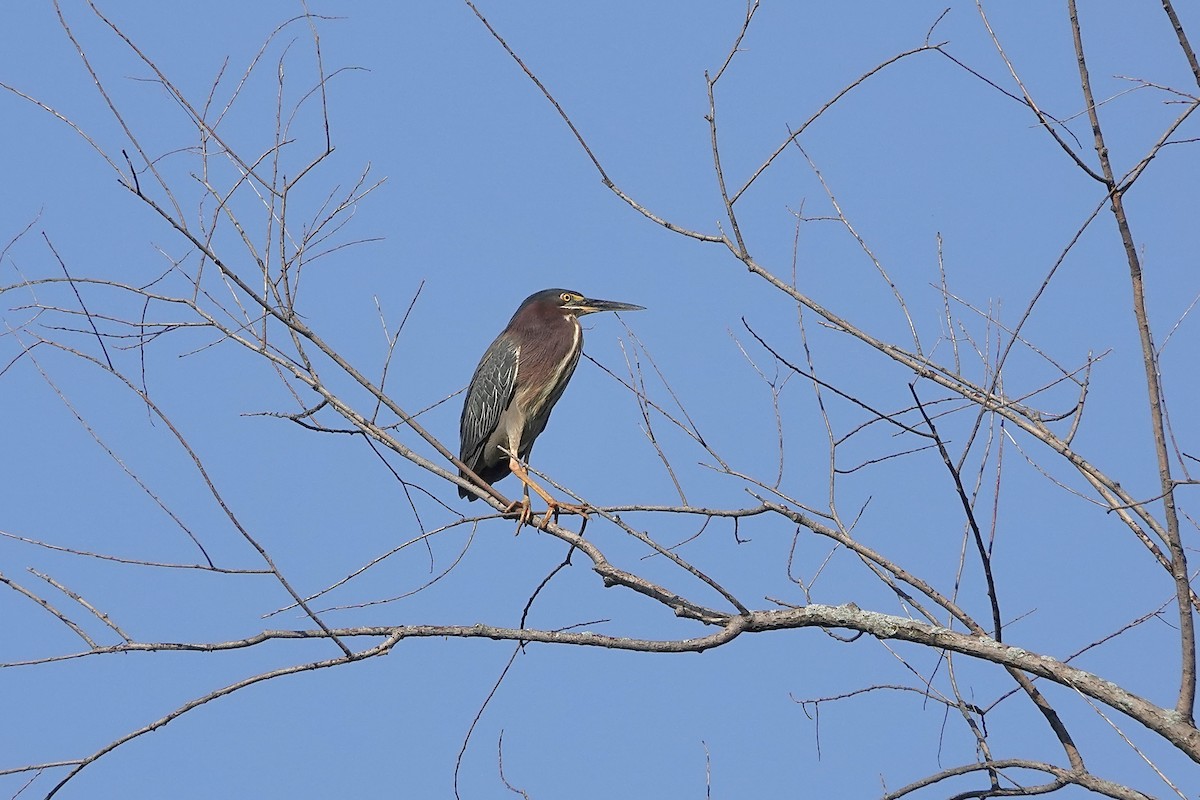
[458,288,644,523]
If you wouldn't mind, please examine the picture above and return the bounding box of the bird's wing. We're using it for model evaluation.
[459,335,519,469]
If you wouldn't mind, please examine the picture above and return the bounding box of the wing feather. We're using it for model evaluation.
[459,335,519,479]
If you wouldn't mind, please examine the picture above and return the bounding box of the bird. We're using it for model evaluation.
[458,288,644,524]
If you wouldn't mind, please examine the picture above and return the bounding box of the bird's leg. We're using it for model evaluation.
[501,480,533,533]
[505,458,593,528]
[494,447,534,531]
[514,480,534,533]
[507,457,561,528]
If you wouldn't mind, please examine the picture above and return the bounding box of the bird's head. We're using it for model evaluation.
[520,288,645,319]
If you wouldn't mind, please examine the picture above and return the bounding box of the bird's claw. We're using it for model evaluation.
[503,499,589,533]
[504,498,532,533]
[556,502,591,518]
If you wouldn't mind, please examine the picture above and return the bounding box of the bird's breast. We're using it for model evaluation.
[514,315,581,415]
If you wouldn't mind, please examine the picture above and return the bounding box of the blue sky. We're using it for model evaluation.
[2,2,1199,798]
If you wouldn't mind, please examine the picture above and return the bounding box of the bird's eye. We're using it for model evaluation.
[560,292,573,302]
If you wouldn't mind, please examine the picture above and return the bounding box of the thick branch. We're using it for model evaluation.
[55,606,1200,763]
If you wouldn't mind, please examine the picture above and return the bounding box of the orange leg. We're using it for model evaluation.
[506,458,590,529]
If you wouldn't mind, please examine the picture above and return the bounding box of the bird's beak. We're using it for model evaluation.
[571,297,646,315]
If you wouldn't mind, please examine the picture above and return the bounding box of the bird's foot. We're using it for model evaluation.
[503,499,590,532]
[504,498,534,533]
[554,502,590,518]
[538,500,592,528]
